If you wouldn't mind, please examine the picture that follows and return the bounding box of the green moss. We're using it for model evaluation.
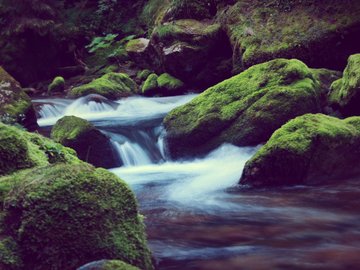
[329,54,360,115]
[218,0,360,69]
[2,163,153,270]
[48,76,65,94]
[162,0,213,21]
[142,73,158,94]
[0,122,79,176]
[51,116,93,145]
[69,73,137,99]
[137,69,152,81]
[125,39,147,52]
[100,65,119,75]
[140,0,169,31]
[0,237,22,269]
[157,73,184,90]
[240,113,360,187]
[164,58,321,157]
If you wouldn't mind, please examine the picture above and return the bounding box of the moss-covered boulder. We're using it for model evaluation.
[240,114,360,187]
[51,116,118,168]
[0,122,79,176]
[68,73,137,99]
[142,19,232,88]
[48,76,65,94]
[0,67,37,130]
[164,58,322,157]
[78,260,140,270]
[2,163,153,270]
[329,54,360,116]
[219,0,360,72]
[142,73,184,96]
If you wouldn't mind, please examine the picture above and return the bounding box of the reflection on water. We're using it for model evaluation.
[35,94,360,270]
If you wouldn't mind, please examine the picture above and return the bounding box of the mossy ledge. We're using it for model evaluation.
[69,73,137,100]
[240,114,360,187]
[163,58,322,158]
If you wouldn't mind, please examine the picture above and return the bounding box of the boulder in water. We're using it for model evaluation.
[51,116,118,168]
[77,260,140,270]
[1,163,153,270]
[68,73,137,99]
[329,54,360,116]
[240,114,360,187]
[164,58,322,157]
[0,67,38,130]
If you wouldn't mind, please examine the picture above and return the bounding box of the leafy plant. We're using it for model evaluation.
[86,33,119,53]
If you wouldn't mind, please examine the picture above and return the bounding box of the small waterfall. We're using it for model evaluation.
[35,94,197,167]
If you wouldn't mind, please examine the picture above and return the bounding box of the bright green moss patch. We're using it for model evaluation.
[329,54,360,115]
[240,113,360,187]
[142,73,158,94]
[164,58,321,157]
[69,73,137,99]
[0,123,79,175]
[2,163,153,270]
[137,69,152,81]
[157,73,184,90]
[51,116,93,145]
[103,260,141,270]
[48,76,65,94]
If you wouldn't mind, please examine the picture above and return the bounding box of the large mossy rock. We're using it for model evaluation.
[1,163,153,270]
[0,67,37,130]
[68,73,137,100]
[135,19,232,88]
[51,116,118,168]
[329,54,360,116]
[0,122,79,176]
[164,58,322,157]
[220,0,360,72]
[142,73,184,96]
[240,114,360,187]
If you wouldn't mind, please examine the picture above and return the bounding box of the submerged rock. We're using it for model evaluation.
[51,116,118,168]
[240,114,360,187]
[0,67,38,130]
[69,73,137,99]
[164,58,322,157]
[329,54,360,116]
[1,163,153,270]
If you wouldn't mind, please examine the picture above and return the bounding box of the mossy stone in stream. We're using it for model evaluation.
[142,73,158,94]
[240,114,360,187]
[0,122,79,176]
[78,259,140,270]
[164,58,321,157]
[157,73,184,91]
[48,76,65,94]
[51,116,118,168]
[329,54,360,116]
[2,163,153,270]
[69,73,137,99]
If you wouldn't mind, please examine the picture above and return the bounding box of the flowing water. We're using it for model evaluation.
[34,94,360,270]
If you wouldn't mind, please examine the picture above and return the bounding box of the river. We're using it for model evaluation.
[33,94,360,270]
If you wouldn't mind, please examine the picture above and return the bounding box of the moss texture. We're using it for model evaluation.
[2,163,153,270]
[51,116,118,168]
[157,73,184,90]
[136,69,152,81]
[142,73,158,94]
[240,113,360,187]
[219,0,360,71]
[329,54,360,116]
[48,76,65,94]
[164,58,321,157]
[0,122,79,176]
[0,67,37,130]
[69,73,137,99]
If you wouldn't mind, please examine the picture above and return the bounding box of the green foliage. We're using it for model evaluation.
[86,34,119,53]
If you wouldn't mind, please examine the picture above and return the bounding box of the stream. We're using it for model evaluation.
[33,94,360,270]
